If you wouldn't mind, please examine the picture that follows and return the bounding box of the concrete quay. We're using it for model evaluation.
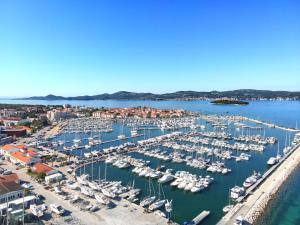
[217,143,300,225]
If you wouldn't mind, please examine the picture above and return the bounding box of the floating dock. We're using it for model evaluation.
[191,210,210,224]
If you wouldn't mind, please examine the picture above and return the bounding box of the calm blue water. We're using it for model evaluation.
[1,99,300,225]
[1,99,299,128]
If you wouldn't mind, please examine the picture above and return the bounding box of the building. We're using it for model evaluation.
[47,109,76,122]
[0,110,26,119]
[92,107,185,119]
[0,134,13,146]
[0,144,41,167]
[31,163,55,175]
[0,181,23,204]
[45,173,63,184]
[0,117,22,126]
[0,173,20,184]
[10,151,41,167]
[0,144,19,157]
[0,110,16,118]
[0,127,27,138]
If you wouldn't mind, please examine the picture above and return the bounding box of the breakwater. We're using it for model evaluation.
[217,143,300,225]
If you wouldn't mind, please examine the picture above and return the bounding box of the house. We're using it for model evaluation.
[0,134,13,146]
[0,173,20,184]
[0,144,19,157]
[47,109,76,122]
[0,178,36,216]
[1,117,22,126]
[0,181,23,204]
[1,127,27,138]
[45,173,63,184]
[10,151,41,167]
[0,144,41,166]
[31,163,55,175]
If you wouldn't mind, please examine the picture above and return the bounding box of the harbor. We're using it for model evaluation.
[45,113,300,225]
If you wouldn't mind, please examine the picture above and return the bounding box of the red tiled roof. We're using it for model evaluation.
[27,148,38,156]
[1,144,16,151]
[0,173,19,183]
[32,163,53,174]
[10,152,31,163]
[2,117,22,121]
[16,144,27,150]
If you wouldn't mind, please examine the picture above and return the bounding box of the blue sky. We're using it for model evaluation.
[0,0,299,97]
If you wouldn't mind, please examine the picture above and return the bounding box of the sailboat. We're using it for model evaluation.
[283,133,292,154]
[131,127,139,137]
[149,183,166,211]
[117,123,126,140]
[267,141,281,165]
[140,178,156,207]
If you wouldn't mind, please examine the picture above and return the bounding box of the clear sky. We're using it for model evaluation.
[0,0,299,97]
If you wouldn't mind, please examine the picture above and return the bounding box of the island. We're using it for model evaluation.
[210,99,249,105]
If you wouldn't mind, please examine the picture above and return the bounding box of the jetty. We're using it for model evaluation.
[190,210,210,224]
[217,143,300,225]
[246,117,300,132]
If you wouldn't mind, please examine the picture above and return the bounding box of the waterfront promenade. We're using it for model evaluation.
[217,143,300,225]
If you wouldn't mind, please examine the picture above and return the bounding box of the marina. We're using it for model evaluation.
[45,111,299,225]
[2,1,300,224]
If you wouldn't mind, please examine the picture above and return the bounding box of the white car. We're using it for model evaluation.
[50,204,65,215]
[21,183,34,190]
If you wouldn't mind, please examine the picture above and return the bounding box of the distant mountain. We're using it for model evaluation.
[18,89,300,101]
[26,94,66,100]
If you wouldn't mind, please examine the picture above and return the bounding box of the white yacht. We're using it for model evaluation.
[102,188,116,198]
[158,173,174,183]
[95,193,111,205]
[81,186,94,197]
[84,152,92,158]
[131,129,139,137]
[243,171,261,188]
[191,183,205,193]
[118,134,126,140]
[77,174,89,186]
[140,196,156,207]
[267,157,277,165]
[149,199,166,211]
[223,204,234,213]
[158,170,174,183]
[230,186,245,200]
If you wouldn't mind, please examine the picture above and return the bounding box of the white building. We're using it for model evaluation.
[47,109,76,122]
[45,173,63,184]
